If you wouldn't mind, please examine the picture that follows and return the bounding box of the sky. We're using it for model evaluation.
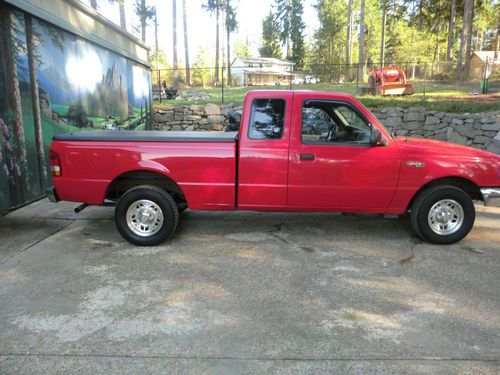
[87,0,319,66]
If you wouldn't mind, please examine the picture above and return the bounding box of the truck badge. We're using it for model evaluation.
[407,161,425,168]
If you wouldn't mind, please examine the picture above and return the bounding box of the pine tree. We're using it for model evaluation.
[260,11,282,58]
[203,0,223,84]
[275,0,305,67]
[289,0,305,68]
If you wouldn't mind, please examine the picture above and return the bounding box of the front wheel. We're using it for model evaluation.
[410,185,475,244]
[115,185,179,246]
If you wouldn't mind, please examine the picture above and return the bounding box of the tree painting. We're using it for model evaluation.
[1,8,29,201]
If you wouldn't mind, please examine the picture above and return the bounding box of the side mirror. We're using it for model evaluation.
[370,128,384,146]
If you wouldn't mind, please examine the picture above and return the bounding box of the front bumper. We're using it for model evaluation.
[480,188,500,207]
[46,186,59,203]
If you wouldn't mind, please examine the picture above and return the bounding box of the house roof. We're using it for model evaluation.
[472,51,500,64]
[235,57,295,66]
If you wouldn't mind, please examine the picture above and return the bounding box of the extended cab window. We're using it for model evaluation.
[302,101,372,145]
[248,99,285,140]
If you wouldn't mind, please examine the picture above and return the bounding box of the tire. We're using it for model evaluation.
[410,185,475,245]
[115,185,179,246]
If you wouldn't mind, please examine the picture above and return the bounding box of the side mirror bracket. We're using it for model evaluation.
[370,128,385,146]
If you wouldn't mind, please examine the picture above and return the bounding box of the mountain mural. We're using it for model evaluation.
[37,65,78,104]
[82,63,129,120]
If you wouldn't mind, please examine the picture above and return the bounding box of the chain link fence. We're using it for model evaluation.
[152,60,499,105]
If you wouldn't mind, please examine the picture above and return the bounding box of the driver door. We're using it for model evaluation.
[288,99,400,211]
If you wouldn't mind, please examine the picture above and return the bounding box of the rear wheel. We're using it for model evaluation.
[410,185,475,244]
[115,185,179,246]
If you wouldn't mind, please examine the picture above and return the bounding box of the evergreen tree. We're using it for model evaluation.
[260,11,282,58]
[274,0,305,67]
[203,0,223,84]
[192,48,211,88]
[289,0,305,68]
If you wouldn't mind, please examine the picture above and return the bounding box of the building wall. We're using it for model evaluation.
[0,1,152,213]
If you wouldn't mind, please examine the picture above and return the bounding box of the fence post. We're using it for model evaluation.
[289,65,293,90]
[221,66,225,104]
[482,57,489,94]
[356,63,360,96]
[157,69,162,103]
[423,63,427,98]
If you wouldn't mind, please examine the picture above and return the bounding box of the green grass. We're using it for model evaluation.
[51,104,69,117]
[154,80,500,113]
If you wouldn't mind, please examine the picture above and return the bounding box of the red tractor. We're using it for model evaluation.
[367,66,414,96]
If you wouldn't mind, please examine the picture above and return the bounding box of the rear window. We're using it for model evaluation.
[248,99,286,140]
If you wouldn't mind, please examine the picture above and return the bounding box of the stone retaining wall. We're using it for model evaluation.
[153,103,242,132]
[370,108,500,154]
[152,104,500,154]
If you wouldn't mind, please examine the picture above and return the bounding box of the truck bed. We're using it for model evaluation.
[51,131,237,209]
[53,130,238,143]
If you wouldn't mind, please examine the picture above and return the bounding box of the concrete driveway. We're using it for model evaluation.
[0,199,499,374]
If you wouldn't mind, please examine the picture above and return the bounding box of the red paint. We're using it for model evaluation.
[51,90,500,215]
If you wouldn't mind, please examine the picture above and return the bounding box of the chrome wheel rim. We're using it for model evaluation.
[427,199,464,236]
[126,199,164,237]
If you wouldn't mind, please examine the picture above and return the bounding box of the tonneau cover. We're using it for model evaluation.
[53,130,237,143]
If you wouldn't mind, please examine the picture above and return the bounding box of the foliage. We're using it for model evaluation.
[234,39,250,58]
[309,0,499,81]
[191,48,212,87]
[274,0,306,68]
[225,0,238,35]
[259,11,282,59]
[134,0,155,41]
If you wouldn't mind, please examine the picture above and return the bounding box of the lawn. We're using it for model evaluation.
[154,80,500,113]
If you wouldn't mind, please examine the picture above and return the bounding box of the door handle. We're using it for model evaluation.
[300,153,315,161]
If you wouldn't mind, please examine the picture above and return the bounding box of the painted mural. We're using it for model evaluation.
[0,7,151,212]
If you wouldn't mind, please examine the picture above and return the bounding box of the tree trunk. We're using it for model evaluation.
[456,0,472,80]
[172,0,179,87]
[182,0,190,85]
[345,0,353,79]
[431,34,439,76]
[227,17,231,86]
[418,0,424,31]
[4,10,28,199]
[358,0,366,79]
[215,4,220,84]
[90,0,97,10]
[495,22,500,60]
[445,0,456,62]
[25,14,47,187]
[463,0,473,80]
[380,0,386,67]
[141,0,146,42]
[119,3,126,29]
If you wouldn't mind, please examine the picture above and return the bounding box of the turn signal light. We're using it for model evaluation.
[50,151,62,177]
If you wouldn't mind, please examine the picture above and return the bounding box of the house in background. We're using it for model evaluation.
[469,51,500,79]
[231,57,295,86]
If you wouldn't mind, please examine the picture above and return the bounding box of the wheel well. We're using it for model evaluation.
[105,170,186,206]
[406,177,482,211]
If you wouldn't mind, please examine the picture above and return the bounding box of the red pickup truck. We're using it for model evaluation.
[48,90,500,246]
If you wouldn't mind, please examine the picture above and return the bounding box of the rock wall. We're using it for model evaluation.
[152,105,500,154]
[371,108,500,154]
[153,103,242,132]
